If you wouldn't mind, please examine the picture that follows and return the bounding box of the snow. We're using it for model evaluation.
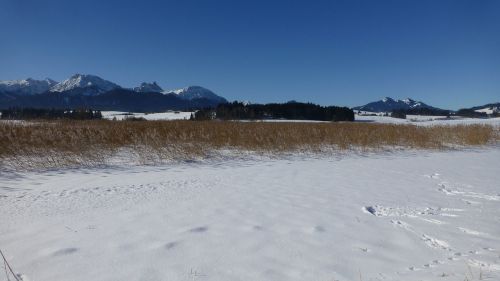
[236,119,329,123]
[101,111,193,120]
[134,82,163,93]
[50,74,120,93]
[401,98,414,104]
[475,107,499,115]
[1,148,500,281]
[0,78,57,95]
[163,86,227,103]
[168,88,186,95]
[354,97,433,112]
[355,114,500,126]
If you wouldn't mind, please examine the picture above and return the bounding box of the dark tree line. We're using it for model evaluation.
[391,107,497,119]
[1,108,103,120]
[455,109,489,118]
[391,107,451,119]
[192,101,355,122]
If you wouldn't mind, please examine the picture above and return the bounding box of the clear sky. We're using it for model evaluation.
[1,0,499,109]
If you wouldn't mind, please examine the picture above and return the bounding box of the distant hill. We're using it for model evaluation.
[353,97,442,112]
[469,102,500,115]
[0,74,228,112]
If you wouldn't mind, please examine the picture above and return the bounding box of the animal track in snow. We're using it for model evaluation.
[462,199,481,205]
[363,205,460,218]
[389,219,452,252]
[164,241,180,250]
[358,247,370,253]
[390,220,414,232]
[52,247,79,256]
[458,227,488,236]
[188,226,208,233]
[408,260,443,271]
[468,259,500,271]
[424,173,440,179]
[252,225,264,231]
[313,225,326,232]
[418,217,446,225]
[438,183,500,201]
[421,234,451,251]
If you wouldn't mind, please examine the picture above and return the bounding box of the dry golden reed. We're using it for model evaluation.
[0,120,497,168]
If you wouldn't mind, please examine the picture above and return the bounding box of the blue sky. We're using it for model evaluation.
[1,0,498,109]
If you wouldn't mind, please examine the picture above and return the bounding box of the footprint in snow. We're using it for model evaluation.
[52,247,79,256]
[16,274,30,281]
[252,225,264,231]
[188,226,208,233]
[358,247,370,253]
[313,225,326,232]
[421,234,451,251]
[458,227,488,236]
[462,199,481,205]
[363,206,377,216]
[425,173,440,179]
[468,259,500,271]
[390,220,413,232]
[418,217,446,225]
[164,241,179,250]
[437,183,500,201]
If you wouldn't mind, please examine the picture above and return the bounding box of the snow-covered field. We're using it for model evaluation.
[101,111,500,125]
[1,148,500,281]
[356,114,500,126]
[101,111,193,121]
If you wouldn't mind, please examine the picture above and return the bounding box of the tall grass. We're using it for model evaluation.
[0,120,497,169]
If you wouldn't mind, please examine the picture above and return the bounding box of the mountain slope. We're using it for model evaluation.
[134,82,163,93]
[165,86,228,103]
[353,97,438,112]
[50,74,121,95]
[0,89,225,112]
[470,102,500,115]
[0,78,58,95]
[0,74,228,111]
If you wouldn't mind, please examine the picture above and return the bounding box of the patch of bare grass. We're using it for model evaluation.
[0,120,497,169]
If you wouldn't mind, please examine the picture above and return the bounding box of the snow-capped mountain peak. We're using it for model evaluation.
[164,86,227,103]
[171,88,185,95]
[0,78,58,95]
[50,74,121,95]
[134,82,163,93]
[353,97,435,112]
[402,98,415,104]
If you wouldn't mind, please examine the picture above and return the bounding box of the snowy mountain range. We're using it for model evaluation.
[1,76,496,115]
[353,97,438,112]
[0,78,58,96]
[0,74,228,111]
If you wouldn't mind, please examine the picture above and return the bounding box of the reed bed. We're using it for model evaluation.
[0,120,497,169]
